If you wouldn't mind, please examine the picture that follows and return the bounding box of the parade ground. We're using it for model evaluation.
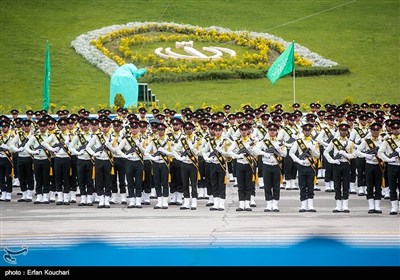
[1,179,399,259]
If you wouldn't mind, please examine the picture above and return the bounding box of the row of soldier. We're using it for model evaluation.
[0,102,399,214]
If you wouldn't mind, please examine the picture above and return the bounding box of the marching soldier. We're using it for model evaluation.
[138,120,152,205]
[167,117,184,205]
[69,118,95,206]
[202,122,232,211]
[25,119,51,204]
[349,114,370,196]
[289,123,320,212]
[42,117,72,205]
[253,123,286,212]
[0,120,14,202]
[251,113,271,189]
[228,123,257,211]
[172,122,201,210]
[323,123,356,213]
[114,121,145,208]
[378,120,400,215]
[196,118,210,200]
[145,123,173,209]
[357,122,385,213]
[9,119,34,202]
[86,118,115,208]
[315,114,337,192]
[66,117,78,203]
[109,119,127,204]
[278,114,299,190]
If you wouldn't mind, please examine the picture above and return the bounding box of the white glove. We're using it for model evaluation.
[77,150,85,156]
[333,159,341,165]
[18,147,25,152]
[122,153,129,159]
[364,154,374,160]
[395,147,400,154]
[309,145,317,153]
[148,155,157,161]
[158,147,167,154]
[106,142,113,149]
[299,160,308,166]
[175,155,183,162]
[236,153,244,159]
[386,157,396,163]
[0,144,7,149]
[262,152,271,159]
[216,146,224,153]
[94,152,102,158]
[272,142,281,150]
[338,150,346,156]
[31,150,40,156]
[203,155,210,162]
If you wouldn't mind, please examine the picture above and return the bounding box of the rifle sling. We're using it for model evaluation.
[125,135,144,163]
[296,139,317,172]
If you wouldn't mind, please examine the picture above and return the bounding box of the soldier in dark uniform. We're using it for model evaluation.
[86,118,115,208]
[253,123,287,212]
[109,118,127,204]
[145,122,173,209]
[10,119,34,202]
[167,117,184,205]
[202,123,232,211]
[114,121,145,208]
[228,123,257,211]
[69,118,94,206]
[25,119,51,204]
[289,123,320,212]
[0,120,14,202]
[323,123,356,213]
[378,120,400,215]
[357,122,384,213]
[172,122,200,210]
[42,117,72,205]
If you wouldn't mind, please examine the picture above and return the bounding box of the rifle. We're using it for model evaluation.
[181,149,190,157]
[286,137,296,144]
[77,143,88,152]
[94,144,106,153]
[364,146,379,155]
[52,142,63,149]
[388,150,399,158]
[124,146,136,155]
[34,144,46,151]
[326,134,334,144]
[298,148,311,160]
[18,138,29,149]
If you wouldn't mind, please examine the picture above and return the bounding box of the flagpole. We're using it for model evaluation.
[293,41,296,104]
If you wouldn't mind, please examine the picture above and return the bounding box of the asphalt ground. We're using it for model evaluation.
[1,178,399,249]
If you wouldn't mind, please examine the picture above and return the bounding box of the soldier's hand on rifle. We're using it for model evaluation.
[175,155,184,162]
[94,151,102,158]
[105,142,113,149]
[261,151,271,159]
[339,150,350,158]
[298,159,308,166]
[332,159,341,165]
[386,157,397,163]
[1,144,8,150]
[17,147,25,152]
[216,146,224,154]
[31,150,39,156]
[148,155,158,161]
[158,147,167,154]
[396,147,400,154]
[363,153,374,160]
[236,153,245,159]
[77,150,85,156]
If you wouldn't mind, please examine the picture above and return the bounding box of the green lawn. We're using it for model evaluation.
[0,0,399,113]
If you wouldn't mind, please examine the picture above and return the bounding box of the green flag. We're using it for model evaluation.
[42,41,51,111]
[266,42,294,85]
